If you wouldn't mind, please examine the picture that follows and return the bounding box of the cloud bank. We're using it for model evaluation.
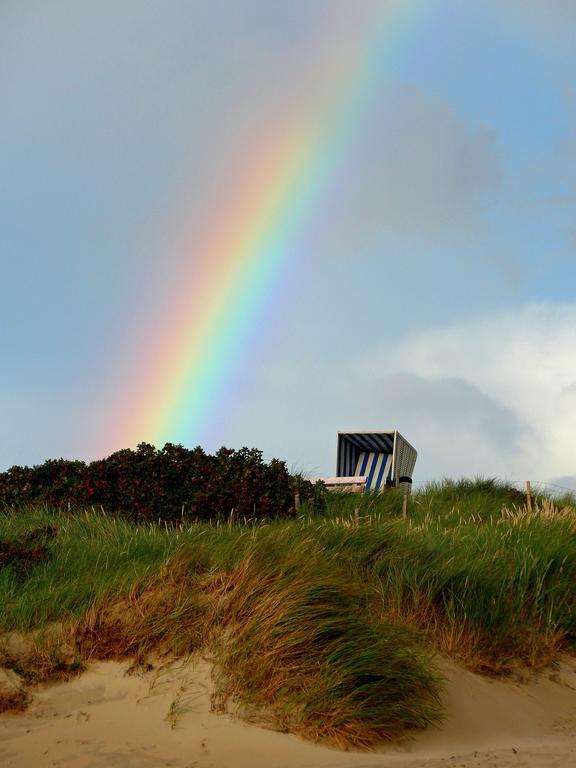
[356,303,576,483]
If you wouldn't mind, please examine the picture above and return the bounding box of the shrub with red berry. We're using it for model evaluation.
[0,524,57,580]
[0,444,323,523]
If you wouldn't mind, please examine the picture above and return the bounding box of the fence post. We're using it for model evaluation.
[294,491,301,513]
[525,481,532,513]
[402,493,408,519]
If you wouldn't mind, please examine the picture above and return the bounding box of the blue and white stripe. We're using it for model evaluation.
[355,452,393,491]
[337,432,394,477]
[336,431,417,493]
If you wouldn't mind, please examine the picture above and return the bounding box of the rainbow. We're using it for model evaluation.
[107,1,429,452]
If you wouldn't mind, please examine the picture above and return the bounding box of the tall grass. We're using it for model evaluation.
[315,481,576,670]
[0,508,177,630]
[1,480,575,746]
[204,531,440,747]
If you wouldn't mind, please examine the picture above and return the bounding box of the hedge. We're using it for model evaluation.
[0,443,325,523]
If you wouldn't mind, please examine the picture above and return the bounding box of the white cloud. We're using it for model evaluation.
[356,304,576,482]
[350,373,528,481]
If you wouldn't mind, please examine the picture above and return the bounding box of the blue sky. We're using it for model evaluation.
[1,1,575,486]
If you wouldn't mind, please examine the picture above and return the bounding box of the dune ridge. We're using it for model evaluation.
[1,655,576,768]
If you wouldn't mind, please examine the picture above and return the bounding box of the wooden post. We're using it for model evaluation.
[354,508,360,526]
[294,491,301,513]
[525,481,532,513]
[402,493,408,519]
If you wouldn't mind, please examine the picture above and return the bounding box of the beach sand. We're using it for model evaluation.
[1,656,575,768]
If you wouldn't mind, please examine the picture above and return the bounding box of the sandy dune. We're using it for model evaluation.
[1,656,576,768]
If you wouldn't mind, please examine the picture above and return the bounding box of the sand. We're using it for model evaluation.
[1,656,576,768]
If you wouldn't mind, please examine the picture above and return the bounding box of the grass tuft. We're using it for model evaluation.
[205,533,441,747]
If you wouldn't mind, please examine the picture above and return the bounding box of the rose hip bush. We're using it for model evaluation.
[0,524,57,580]
[0,443,324,523]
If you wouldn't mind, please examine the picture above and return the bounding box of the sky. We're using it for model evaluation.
[1,0,575,487]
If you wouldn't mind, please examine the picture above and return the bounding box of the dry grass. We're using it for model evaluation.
[76,560,209,661]
[0,623,82,684]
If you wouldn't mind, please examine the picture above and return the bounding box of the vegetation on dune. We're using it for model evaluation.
[0,477,575,748]
[0,442,326,522]
[204,534,440,746]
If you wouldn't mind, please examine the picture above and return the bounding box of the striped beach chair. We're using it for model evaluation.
[329,431,417,493]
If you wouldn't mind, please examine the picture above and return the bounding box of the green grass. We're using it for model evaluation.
[1,479,575,747]
[0,508,177,630]
[314,480,576,669]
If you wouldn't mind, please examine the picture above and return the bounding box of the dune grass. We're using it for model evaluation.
[314,480,576,670]
[203,533,441,746]
[0,479,575,747]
